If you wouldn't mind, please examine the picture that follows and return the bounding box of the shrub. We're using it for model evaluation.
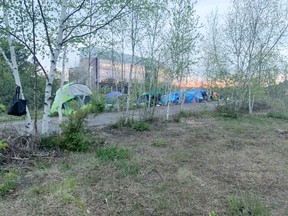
[96,146,131,162]
[267,111,288,120]
[89,94,105,114]
[41,110,90,152]
[228,193,270,216]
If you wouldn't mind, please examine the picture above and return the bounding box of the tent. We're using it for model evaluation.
[161,92,179,104]
[106,91,123,99]
[51,83,92,115]
[184,88,207,103]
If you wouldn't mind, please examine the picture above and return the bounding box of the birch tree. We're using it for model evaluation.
[224,0,288,113]
[0,0,33,133]
[165,0,201,119]
[1,0,131,134]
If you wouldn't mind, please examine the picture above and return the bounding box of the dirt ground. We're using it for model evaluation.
[0,110,288,215]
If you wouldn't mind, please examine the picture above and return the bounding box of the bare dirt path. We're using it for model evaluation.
[0,102,216,134]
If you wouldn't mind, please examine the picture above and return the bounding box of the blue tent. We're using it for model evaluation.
[161,92,179,104]
[106,91,123,99]
[185,88,207,103]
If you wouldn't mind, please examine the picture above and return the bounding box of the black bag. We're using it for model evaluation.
[7,86,27,116]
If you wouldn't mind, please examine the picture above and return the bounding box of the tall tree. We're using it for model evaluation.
[225,0,288,113]
[1,0,131,134]
[164,0,201,119]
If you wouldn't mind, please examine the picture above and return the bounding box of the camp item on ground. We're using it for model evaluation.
[51,83,92,115]
[7,86,27,116]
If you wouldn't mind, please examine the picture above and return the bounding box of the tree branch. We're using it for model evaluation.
[62,1,130,45]
[36,0,54,58]
[0,27,48,80]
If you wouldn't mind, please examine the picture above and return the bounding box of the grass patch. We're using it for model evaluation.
[116,160,140,176]
[0,172,18,196]
[228,193,270,216]
[96,145,131,162]
[151,139,168,148]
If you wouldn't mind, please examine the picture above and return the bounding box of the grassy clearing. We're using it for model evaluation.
[1,112,288,215]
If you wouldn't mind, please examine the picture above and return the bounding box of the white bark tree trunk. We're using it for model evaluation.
[41,0,67,134]
[1,9,32,133]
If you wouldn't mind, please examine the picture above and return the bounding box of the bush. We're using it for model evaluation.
[267,111,288,120]
[214,105,241,119]
[228,193,270,216]
[41,110,90,152]
[89,94,105,114]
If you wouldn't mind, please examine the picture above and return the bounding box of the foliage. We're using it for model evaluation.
[0,172,17,196]
[214,105,242,119]
[267,111,288,120]
[89,94,105,114]
[228,193,270,216]
[59,110,90,151]
[0,103,6,112]
[95,145,131,162]
[0,140,8,150]
[41,110,90,151]
[208,211,218,216]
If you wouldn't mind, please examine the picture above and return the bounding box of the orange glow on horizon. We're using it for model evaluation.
[173,81,232,88]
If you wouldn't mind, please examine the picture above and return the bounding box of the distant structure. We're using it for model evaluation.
[69,47,146,91]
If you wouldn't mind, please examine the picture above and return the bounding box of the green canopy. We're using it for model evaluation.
[51,83,92,114]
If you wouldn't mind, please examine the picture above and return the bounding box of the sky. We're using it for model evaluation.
[40,0,231,69]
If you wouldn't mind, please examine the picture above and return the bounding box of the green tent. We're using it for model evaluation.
[51,83,92,115]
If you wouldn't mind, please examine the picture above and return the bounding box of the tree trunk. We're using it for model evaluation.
[42,0,67,134]
[2,10,32,133]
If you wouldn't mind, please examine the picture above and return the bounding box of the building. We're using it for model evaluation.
[69,47,146,91]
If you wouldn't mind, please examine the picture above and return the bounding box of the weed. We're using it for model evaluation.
[151,139,168,148]
[228,193,270,216]
[0,140,8,150]
[0,172,17,196]
[209,211,218,216]
[96,146,131,162]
